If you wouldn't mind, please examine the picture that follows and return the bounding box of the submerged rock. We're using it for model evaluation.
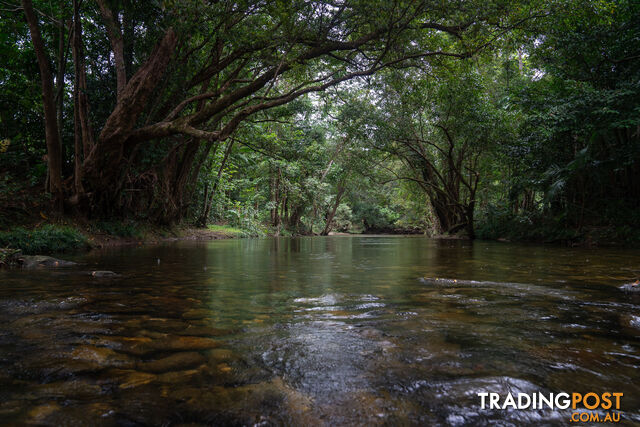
[207,348,236,363]
[70,345,135,368]
[158,335,220,352]
[92,336,155,356]
[137,352,206,373]
[92,334,219,356]
[217,363,232,373]
[419,277,480,286]
[619,281,640,293]
[168,377,317,425]
[620,315,640,333]
[20,401,114,426]
[19,255,77,269]
[156,367,203,383]
[26,402,62,424]
[117,370,157,389]
[5,296,88,315]
[139,317,190,333]
[90,270,121,278]
[0,400,22,418]
[35,380,103,399]
[181,324,232,337]
[182,308,211,320]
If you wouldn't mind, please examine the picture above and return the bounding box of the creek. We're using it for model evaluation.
[1,236,639,425]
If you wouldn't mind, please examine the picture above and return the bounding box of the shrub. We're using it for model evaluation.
[0,225,88,255]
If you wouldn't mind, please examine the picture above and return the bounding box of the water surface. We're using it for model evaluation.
[1,237,639,425]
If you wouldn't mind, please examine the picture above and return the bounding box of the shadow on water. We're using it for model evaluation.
[0,236,639,425]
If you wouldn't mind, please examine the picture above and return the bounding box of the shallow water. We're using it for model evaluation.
[0,236,639,425]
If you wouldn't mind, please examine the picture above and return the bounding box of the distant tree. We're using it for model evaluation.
[362,63,514,238]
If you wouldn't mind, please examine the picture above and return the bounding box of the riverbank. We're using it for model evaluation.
[2,218,633,267]
[475,220,639,247]
[0,222,247,263]
[89,224,248,249]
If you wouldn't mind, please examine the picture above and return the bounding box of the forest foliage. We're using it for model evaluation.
[0,0,638,244]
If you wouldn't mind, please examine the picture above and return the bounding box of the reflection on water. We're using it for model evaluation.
[0,237,639,425]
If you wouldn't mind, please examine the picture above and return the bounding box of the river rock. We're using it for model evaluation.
[90,270,121,278]
[137,352,206,373]
[619,282,640,293]
[139,329,171,340]
[93,334,219,356]
[181,324,232,337]
[26,402,62,424]
[0,400,22,418]
[159,335,220,351]
[0,248,21,267]
[216,363,232,374]
[157,367,203,384]
[175,378,317,425]
[35,379,103,399]
[92,336,156,356]
[65,403,115,424]
[620,315,640,334]
[182,308,212,320]
[141,317,191,332]
[22,355,105,377]
[207,348,236,363]
[70,345,135,369]
[19,255,77,268]
[5,296,88,315]
[118,371,157,389]
[21,401,114,426]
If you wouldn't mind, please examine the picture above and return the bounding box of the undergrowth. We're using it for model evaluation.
[476,203,640,246]
[0,225,89,254]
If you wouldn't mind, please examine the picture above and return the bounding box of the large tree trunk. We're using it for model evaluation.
[160,139,200,223]
[196,139,231,226]
[321,184,345,236]
[160,81,214,224]
[122,2,135,78]
[198,181,210,226]
[72,2,94,160]
[417,149,477,238]
[55,2,65,160]
[188,140,217,225]
[287,205,304,231]
[465,202,475,240]
[22,0,64,212]
[72,103,83,195]
[282,195,288,225]
[96,0,126,99]
[429,193,472,236]
[71,0,93,195]
[82,28,177,214]
[270,166,281,231]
